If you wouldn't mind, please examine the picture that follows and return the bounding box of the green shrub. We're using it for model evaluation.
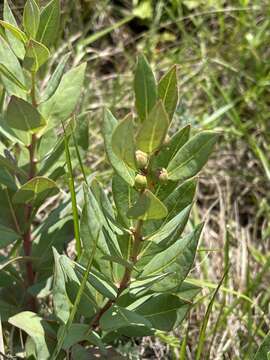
[0,1,217,358]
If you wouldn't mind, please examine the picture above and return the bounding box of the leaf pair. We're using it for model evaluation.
[134,54,178,123]
[23,0,60,47]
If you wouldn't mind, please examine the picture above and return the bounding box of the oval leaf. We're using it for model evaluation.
[3,0,26,59]
[127,189,168,220]
[158,65,178,122]
[6,96,47,132]
[8,311,51,360]
[136,100,169,153]
[167,131,218,181]
[112,113,136,169]
[134,54,157,121]
[37,0,60,48]
[0,63,28,91]
[23,0,40,38]
[0,20,27,44]
[24,39,50,72]
[140,224,204,291]
[41,52,71,102]
[13,176,59,205]
[102,109,135,186]
[0,36,26,97]
[100,305,152,332]
[40,63,86,127]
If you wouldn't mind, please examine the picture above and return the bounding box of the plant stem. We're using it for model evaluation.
[91,219,144,329]
[22,72,38,310]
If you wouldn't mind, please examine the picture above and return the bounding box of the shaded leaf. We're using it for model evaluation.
[100,305,152,332]
[23,0,40,38]
[3,0,26,59]
[61,324,103,351]
[41,52,71,102]
[134,54,157,121]
[153,125,190,169]
[8,311,52,360]
[52,248,70,323]
[37,0,60,48]
[75,263,118,300]
[164,178,197,220]
[0,63,28,91]
[0,37,26,97]
[40,63,86,127]
[140,224,204,291]
[6,96,46,132]
[127,189,168,220]
[158,65,178,121]
[0,300,18,322]
[112,174,137,227]
[103,109,135,186]
[129,293,187,331]
[0,224,20,249]
[112,113,136,169]
[24,39,50,72]
[0,20,27,44]
[168,131,218,181]
[13,176,59,206]
[136,100,169,153]
[146,204,192,246]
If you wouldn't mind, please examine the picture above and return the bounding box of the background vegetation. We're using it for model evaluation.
[1,0,270,358]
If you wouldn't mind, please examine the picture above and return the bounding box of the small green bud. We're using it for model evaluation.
[157,168,169,183]
[134,174,147,190]
[135,150,149,169]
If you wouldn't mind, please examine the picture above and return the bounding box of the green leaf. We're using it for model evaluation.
[38,133,65,176]
[41,52,71,102]
[0,36,26,97]
[112,174,137,227]
[134,54,157,121]
[140,224,204,291]
[164,178,197,220]
[128,293,187,331]
[3,0,26,59]
[24,39,50,72]
[136,100,169,153]
[39,63,86,127]
[254,331,270,360]
[0,20,27,44]
[0,153,27,179]
[100,305,152,332]
[0,224,20,249]
[167,131,218,181]
[13,176,59,206]
[127,189,168,220]
[80,184,103,258]
[0,300,18,321]
[61,324,103,351]
[103,109,135,186]
[153,125,190,168]
[158,65,178,122]
[8,311,52,360]
[112,113,136,169]
[6,96,47,133]
[37,0,60,48]
[75,263,118,300]
[146,205,192,246]
[52,248,70,323]
[0,63,28,91]
[23,0,40,38]
[129,273,171,295]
